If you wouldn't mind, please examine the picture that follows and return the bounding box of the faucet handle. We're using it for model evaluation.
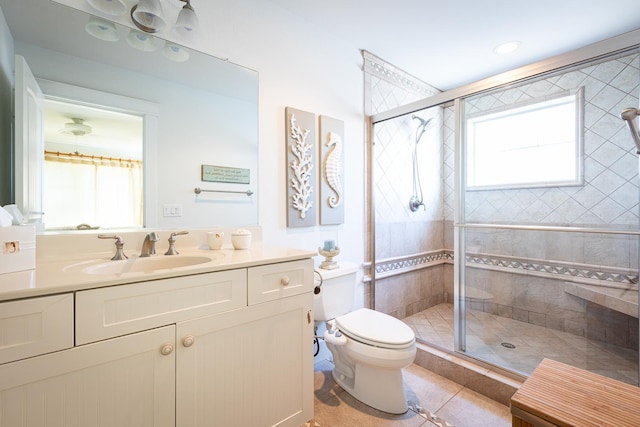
[165,231,189,255]
[169,231,189,239]
[98,234,128,261]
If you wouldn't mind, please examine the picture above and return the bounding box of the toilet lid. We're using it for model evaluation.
[335,308,415,349]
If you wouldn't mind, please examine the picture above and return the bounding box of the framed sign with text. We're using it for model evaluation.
[201,165,250,184]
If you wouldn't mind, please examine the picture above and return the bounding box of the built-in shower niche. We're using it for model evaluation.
[462,226,638,384]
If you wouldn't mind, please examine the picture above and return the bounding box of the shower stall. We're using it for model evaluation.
[366,39,640,385]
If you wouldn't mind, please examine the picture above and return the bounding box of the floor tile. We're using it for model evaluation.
[312,352,511,427]
[432,388,512,427]
[405,303,638,384]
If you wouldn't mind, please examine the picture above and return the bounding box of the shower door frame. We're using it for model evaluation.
[368,29,640,372]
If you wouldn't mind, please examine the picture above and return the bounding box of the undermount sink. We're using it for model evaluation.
[65,254,220,276]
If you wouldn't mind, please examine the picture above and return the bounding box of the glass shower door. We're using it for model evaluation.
[456,49,640,384]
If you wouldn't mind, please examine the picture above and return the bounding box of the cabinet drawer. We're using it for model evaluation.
[0,294,73,364]
[247,259,313,305]
[76,270,247,344]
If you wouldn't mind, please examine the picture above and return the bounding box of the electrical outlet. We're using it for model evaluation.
[163,204,183,217]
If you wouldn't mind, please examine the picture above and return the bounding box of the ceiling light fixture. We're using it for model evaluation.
[129,0,199,37]
[131,0,166,33]
[87,0,127,16]
[127,29,161,51]
[162,43,190,62]
[494,41,521,55]
[174,0,199,39]
[85,16,120,42]
[60,118,92,137]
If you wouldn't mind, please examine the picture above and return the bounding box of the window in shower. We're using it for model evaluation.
[466,89,583,190]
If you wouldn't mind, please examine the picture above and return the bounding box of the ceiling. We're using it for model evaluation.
[271,0,640,91]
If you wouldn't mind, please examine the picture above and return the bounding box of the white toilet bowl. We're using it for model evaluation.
[324,308,416,414]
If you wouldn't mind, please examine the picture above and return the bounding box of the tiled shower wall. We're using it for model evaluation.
[464,52,640,226]
[367,48,640,351]
[461,52,640,348]
[364,50,454,318]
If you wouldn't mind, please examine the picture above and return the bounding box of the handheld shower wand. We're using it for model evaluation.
[409,115,433,212]
[620,108,640,154]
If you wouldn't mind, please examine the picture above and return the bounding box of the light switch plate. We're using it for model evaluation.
[163,204,182,217]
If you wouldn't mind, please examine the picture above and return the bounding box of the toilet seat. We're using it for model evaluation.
[335,308,415,349]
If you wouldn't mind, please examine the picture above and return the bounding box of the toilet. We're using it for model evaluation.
[314,262,416,414]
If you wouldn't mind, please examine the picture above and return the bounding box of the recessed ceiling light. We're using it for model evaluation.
[494,41,521,55]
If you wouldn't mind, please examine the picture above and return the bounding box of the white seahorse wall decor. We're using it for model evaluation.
[288,113,313,219]
[323,132,343,208]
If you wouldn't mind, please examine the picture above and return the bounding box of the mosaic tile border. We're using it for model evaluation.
[373,250,638,286]
[466,253,638,285]
[362,50,440,98]
[374,250,453,278]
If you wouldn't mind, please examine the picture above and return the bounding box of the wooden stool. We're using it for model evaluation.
[510,358,640,426]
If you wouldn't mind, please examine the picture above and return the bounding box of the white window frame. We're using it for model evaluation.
[466,88,584,190]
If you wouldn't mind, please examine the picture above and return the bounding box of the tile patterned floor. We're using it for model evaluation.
[310,335,511,427]
[311,358,511,427]
[403,303,639,385]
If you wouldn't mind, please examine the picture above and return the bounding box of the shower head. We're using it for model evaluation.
[620,107,640,155]
[412,115,432,129]
[412,115,433,144]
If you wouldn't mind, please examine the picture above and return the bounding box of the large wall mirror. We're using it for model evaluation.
[0,0,258,232]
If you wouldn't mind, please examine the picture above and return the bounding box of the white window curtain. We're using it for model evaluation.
[43,154,142,229]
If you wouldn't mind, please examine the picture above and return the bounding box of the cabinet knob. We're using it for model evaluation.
[182,335,195,348]
[160,343,174,356]
[280,276,290,286]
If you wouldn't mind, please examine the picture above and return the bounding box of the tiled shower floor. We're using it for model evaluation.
[402,303,639,385]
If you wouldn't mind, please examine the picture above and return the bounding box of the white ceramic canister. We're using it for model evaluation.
[231,229,252,250]
[207,231,224,250]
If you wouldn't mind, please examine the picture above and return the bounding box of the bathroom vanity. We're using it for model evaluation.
[0,237,315,427]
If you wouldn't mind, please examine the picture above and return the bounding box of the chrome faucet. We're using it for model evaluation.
[140,232,160,257]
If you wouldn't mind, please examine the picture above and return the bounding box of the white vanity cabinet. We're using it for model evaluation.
[177,259,314,427]
[0,256,314,427]
[0,325,176,427]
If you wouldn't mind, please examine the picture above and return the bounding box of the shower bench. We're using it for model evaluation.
[510,358,640,427]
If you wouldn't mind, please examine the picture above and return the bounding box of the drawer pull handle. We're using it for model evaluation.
[160,343,174,356]
[280,277,290,286]
[182,335,195,348]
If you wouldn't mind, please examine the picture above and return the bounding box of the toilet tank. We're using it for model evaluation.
[314,262,357,321]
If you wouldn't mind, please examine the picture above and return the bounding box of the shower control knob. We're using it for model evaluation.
[280,277,290,286]
[160,343,174,356]
[182,335,195,348]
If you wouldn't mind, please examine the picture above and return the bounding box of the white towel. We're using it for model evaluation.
[0,207,13,227]
[2,204,25,225]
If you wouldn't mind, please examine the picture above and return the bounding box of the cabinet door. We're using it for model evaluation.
[0,293,73,364]
[0,325,175,427]
[177,293,314,427]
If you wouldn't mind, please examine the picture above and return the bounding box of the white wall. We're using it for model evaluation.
[193,1,367,303]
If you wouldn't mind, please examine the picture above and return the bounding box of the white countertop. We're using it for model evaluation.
[0,243,316,302]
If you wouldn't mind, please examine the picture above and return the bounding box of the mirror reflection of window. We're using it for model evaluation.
[42,99,143,230]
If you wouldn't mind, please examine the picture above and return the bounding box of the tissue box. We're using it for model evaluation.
[0,225,35,274]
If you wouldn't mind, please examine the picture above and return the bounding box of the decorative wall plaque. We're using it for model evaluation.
[286,107,316,227]
[319,115,344,225]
